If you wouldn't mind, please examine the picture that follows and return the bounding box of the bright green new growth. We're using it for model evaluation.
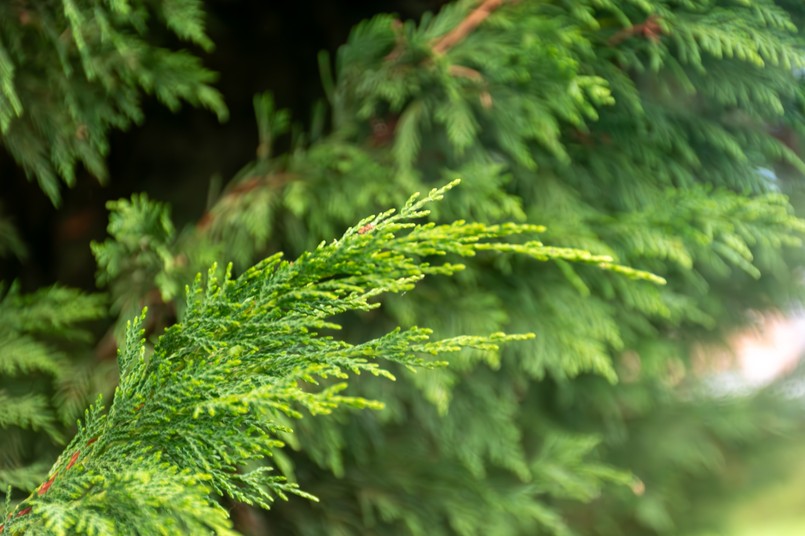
[0,182,658,534]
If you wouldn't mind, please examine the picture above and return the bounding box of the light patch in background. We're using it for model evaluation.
[734,311,805,384]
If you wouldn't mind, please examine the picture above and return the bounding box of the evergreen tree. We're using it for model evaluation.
[3,1,805,535]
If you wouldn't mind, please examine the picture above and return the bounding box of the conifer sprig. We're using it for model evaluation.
[0,182,658,534]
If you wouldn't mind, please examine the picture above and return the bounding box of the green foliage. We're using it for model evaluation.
[0,283,105,496]
[4,1,805,535]
[0,182,649,534]
[256,2,805,534]
[0,211,26,261]
[0,0,227,204]
[92,194,182,322]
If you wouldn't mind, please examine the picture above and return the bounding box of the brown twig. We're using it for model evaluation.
[431,0,505,55]
[382,1,504,112]
[447,64,483,82]
[196,172,297,232]
[608,15,664,46]
[384,18,406,62]
[448,64,493,108]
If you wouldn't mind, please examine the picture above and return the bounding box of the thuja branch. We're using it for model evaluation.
[1,181,661,534]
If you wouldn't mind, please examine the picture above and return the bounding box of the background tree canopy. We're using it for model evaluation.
[2,1,805,535]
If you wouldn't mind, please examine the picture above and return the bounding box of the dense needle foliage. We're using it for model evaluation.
[3,0,805,535]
